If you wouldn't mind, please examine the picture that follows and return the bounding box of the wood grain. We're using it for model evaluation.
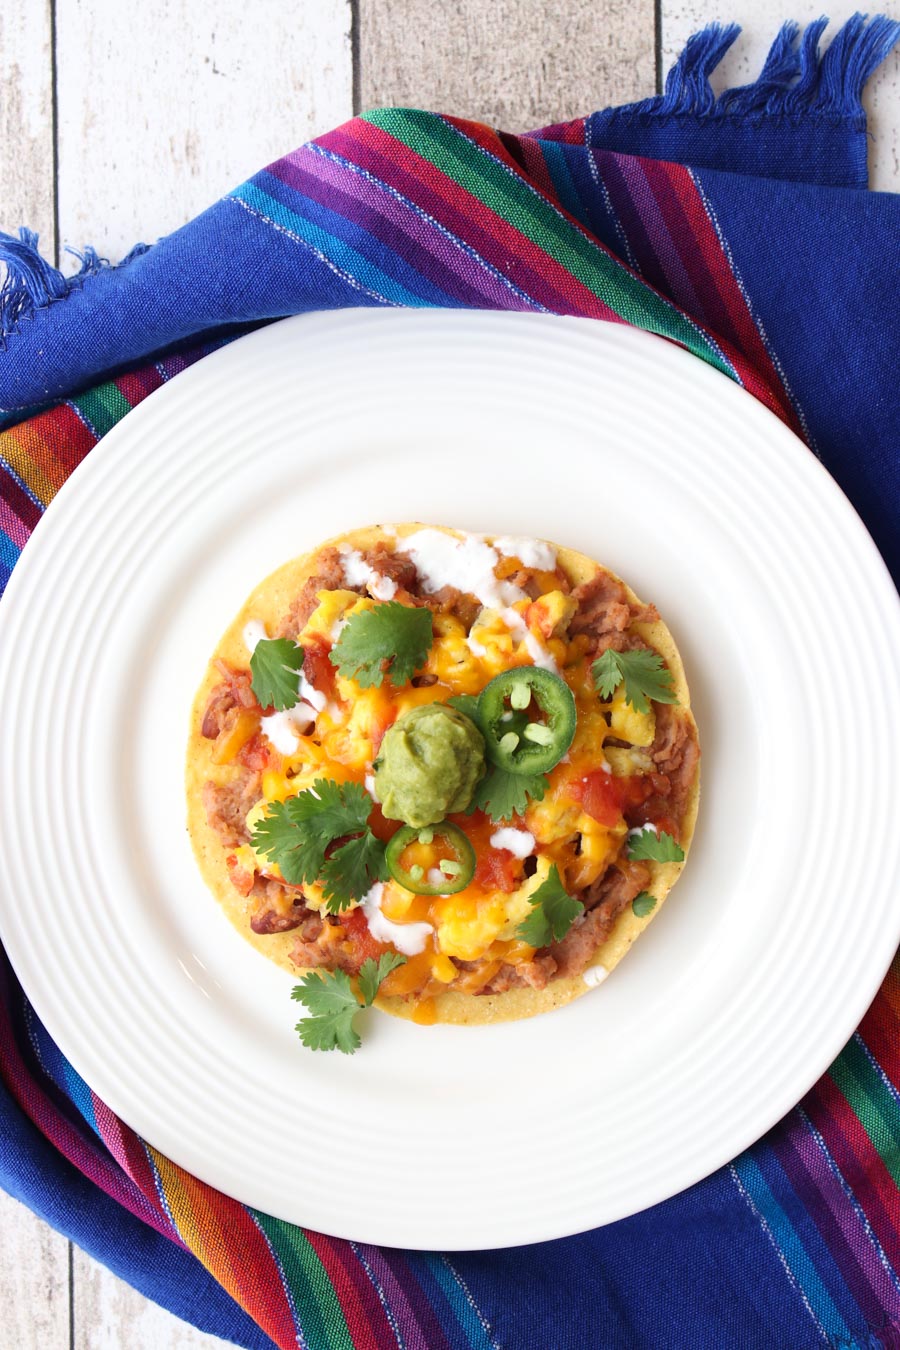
[71,1248,227,1348]
[0,1189,69,1346]
[359,0,655,130]
[55,0,354,269]
[662,3,900,191]
[0,3,55,254]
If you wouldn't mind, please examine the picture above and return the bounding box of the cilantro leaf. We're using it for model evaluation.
[250,637,304,710]
[330,602,433,688]
[249,798,328,887]
[447,694,481,723]
[631,891,658,918]
[592,648,677,716]
[291,952,407,1053]
[250,778,386,908]
[292,968,362,1054]
[290,778,372,839]
[357,951,407,1005]
[470,765,549,823]
[516,864,584,947]
[320,831,389,911]
[626,826,685,863]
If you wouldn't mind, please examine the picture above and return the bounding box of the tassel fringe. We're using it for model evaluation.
[0,229,150,341]
[627,13,900,120]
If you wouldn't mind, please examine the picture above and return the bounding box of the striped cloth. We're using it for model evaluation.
[2,17,900,1349]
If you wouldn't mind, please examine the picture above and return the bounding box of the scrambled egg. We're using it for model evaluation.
[235,542,651,975]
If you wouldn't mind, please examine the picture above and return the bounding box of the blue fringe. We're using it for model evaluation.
[0,229,151,341]
[627,13,900,120]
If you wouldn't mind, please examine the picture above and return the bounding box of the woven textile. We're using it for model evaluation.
[1,18,900,1349]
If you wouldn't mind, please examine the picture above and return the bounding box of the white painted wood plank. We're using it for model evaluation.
[55,0,354,270]
[0,1188,70,1348]
[360,0,655,131]
[72,1246,228,1349]
[662,4,900,190]
[0,3,55,253]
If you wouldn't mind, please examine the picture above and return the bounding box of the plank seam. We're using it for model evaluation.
[351,0,361,116]
[49,0,60,266]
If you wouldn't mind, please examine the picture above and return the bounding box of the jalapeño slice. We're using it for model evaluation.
[385,821,476,896]
[478,667,576,775]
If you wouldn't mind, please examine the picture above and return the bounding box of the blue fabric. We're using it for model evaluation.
[2,15,900,1350]
[455,1171,817,1350]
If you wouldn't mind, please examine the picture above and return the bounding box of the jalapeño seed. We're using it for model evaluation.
[509,682,531,710]
[524,722,554,745]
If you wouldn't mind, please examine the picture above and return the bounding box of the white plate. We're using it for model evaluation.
[1,310,899,1251]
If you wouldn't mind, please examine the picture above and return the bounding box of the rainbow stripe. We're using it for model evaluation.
[2,108,900,1347]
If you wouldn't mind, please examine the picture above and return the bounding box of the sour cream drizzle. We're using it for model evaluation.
[242,620,268,653]
[243,617,330,750]
[582,964,609,988]
[339,544,397,601]
[260,704,315,755]
[402,528,526,610]
[402,528,559,672]
[493,536,557,571]
[361,882,432,956]
[489,827,535,858]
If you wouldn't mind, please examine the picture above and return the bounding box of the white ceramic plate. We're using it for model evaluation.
[1,310,899,1251]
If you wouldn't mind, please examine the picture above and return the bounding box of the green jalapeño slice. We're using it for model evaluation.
[478,667,576,775]
[385,822,476,895]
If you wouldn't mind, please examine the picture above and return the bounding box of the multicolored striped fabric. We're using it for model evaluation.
[2,17,900,1349]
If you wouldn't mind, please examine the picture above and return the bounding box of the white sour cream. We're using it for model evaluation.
[260,703,316,755]
[402,528,526,610]
[401,528,559,671]
[489,827,535,858]
[360,882,432,956]
[297,671,326,712]
[243,620,268,653]
[494,536,557,571]
[627,823,658,840]
[339,544,398,600]
[364,773,377,800]
[500,606,560,676]
[582,964,609,988]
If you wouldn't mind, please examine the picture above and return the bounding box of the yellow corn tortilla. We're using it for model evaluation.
[186,524,700,1025]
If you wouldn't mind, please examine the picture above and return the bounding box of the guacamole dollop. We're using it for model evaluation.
[374,704,485,828]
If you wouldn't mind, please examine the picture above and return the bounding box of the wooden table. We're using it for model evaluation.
[2,3,898,1345]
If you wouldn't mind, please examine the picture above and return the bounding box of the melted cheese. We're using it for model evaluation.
[224,534,664,976]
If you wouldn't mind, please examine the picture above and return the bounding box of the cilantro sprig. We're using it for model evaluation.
[330,602,433,688]
[631,891,658,918]
[516,864,584,948]
[449,695,548,823]
[250,637,304,710]
[592,648,677,715]
[626,826,685,863]
[470,766,549,823]
[251,778,388,910]
[292,952,407,1054]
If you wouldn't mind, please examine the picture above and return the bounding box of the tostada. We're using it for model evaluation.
[187,524,700,1050]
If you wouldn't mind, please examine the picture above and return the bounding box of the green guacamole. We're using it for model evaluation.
[374,704,485,828]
